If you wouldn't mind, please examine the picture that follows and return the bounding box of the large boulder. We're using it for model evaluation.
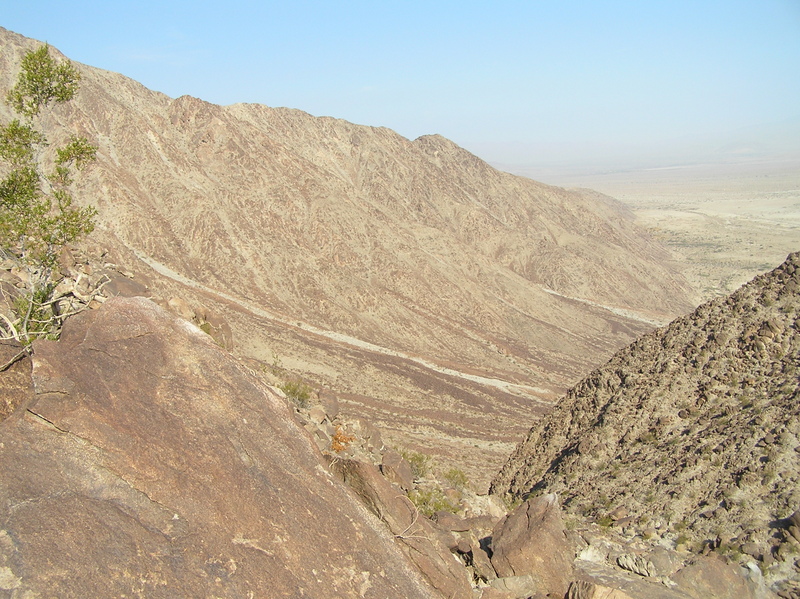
[0,297,440,598]
[670,555,759,599]
[490,494,574,597]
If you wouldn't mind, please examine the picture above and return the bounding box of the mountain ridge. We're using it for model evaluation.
[0,28,693,486]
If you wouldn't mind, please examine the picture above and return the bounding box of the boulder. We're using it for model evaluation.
[0,297,440,598]
[572,558,695,599]
[616,553,657,578]
[381,449,415,491]
[567,580,636,599]
[670,555,758,599]
[490,494,574,597]
[478,587,516,599]
[489,574,538,597]
[788,509,800,530]
[435,510,472,532]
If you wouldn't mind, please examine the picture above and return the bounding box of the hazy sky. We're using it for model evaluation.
[3,1,799,170]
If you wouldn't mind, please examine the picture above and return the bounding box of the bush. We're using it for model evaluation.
[330,426,356,453]
[408,488,457,517]
[278,380,312,408]
[399,449,431,480]
[442,467,470,490]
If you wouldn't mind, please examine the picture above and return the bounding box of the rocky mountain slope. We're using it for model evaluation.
[492,252,800,594]
[0,28,693,487]
[2,297,768,599]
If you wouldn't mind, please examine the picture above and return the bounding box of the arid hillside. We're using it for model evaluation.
[0,29,694,487]
[492,252,800,593]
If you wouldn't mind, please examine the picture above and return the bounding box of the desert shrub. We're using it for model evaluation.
[330,426,356,453]
[501,493,523,512]
[279,380,312,408]
[596,515,614,528]
[639,431,657,444]
[400,449,431,480]
[442,467,470,490]
[408,488,457,517]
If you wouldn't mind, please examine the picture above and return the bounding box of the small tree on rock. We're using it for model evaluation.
[0,44,97,345]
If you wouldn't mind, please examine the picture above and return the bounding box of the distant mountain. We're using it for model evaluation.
[0,28,693,487]
[492,251,800,589]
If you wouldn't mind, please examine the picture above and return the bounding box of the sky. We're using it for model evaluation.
[2,1,800,172]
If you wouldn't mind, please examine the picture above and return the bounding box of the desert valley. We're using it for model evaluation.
[0,28,798,599]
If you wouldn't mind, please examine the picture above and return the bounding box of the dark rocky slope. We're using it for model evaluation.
[492,252,800,594]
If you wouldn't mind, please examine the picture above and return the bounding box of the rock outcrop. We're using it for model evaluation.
[492,252,800,595]
[0,297,443,597]
[490,494,574,597]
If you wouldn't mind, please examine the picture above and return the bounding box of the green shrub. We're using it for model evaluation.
[442,467,470,490]
[279,380,312,408]
[408,488,457,517]
[0,45,96,344]
[400,450,431,479]
[596,515,614,528]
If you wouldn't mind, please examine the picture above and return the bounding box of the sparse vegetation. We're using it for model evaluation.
[279,380,312,408]
[399,449,431,480]
[639,431,657,444]
[269,351,284,375]
[442,467,470,490]
[596,514,614,528]
[407,487,457,517]
[501,493,523,512]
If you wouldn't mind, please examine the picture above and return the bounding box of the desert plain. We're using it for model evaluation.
[520,155,800,303]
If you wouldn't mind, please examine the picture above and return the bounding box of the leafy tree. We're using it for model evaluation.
[0,44,97,345]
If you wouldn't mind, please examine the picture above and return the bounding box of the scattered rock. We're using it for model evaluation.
[492,253,800,593]
[330,458,473,599]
